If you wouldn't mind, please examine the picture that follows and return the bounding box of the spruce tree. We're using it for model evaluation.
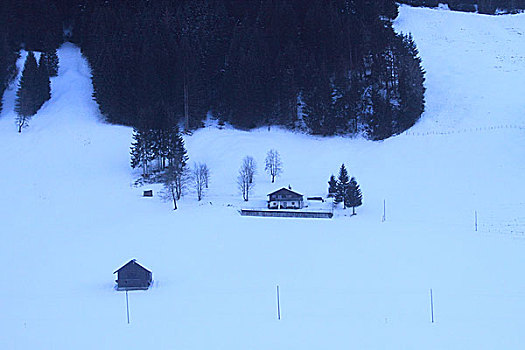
[161,129,189,210]
[130,128,154,176]
[396,34,426,134]
[334,164,350,208]
[0,29,19,115]
[166,126,189,200]
[345,177,363,215]
[328,175,338,198]
[37,53,51,105]
[152,128,168,171]
[302,65,338,135]
[42,49,59,77]
[15,52,39,132]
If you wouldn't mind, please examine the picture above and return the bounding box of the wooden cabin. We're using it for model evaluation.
[114,259,152,291]
[268,187,304,209]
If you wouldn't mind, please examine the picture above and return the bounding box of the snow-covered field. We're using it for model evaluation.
[1,5,524,349]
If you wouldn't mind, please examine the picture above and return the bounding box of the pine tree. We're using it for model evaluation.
[15,52,39,132]
[328,174,338,197]
[151,128,168,171]
[7,0,62,52]
[42,49,59,77]
[37,53,51,105]
[302,63,338,135]
[162,130,188,210]
[130,128,154,176]
[0,28,19,115]
[345,176,363,215]
[166,126,189,200]
[366,87,393,141]
[176,0,221,130]
[395,34,425,134]
[334,163,350,207]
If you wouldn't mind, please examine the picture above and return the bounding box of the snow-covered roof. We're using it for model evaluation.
[113,259,151,274]
[267,187,303,197]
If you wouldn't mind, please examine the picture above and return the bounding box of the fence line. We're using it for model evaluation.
[403,124,525,137]
[240,209,333,219]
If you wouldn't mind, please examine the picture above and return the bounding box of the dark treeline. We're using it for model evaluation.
[1,0,426,140]
[0,0,62,116]
[0,2,21,115]
[15,51,56,132]
[399,0,525,14]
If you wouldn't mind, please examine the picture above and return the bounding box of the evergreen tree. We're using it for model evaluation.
[302,60,339,135]
[15,52,39,132]
[130,128,155,176]
[365,87,393,141]
[71,0,424,140]
[220,18,271,129]
[328,174,338,198]
[37,53,51,105]
[162,131,188,210]
[176,0,227,130]
[0,26,19,115]
[395,34,426,134]
[334,163,350,207]
[42,49,59,77]
[165,126,189,200]
[6,0,63,51]
[379,0,400,19]
[151,128,168,171]
[345,176,363,215]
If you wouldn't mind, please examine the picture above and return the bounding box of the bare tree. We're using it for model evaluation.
[174,167,190,201]
[201,163,210,188]
[192,162,209,201]
[238,156,257,201]
[238,168,254,202]
[242,156,257,184]
[161,164,189,210]
[265,149,283,183]
[162,165,180,210]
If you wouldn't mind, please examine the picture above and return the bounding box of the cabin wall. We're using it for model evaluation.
[116,265,152,290]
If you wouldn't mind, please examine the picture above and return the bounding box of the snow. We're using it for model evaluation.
[1,6,525,349]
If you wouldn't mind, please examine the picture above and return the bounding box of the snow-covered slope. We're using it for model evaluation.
[395,5,525,131]
[1,6,524,349]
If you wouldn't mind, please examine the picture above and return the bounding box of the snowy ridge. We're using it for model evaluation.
[395,5,525,132]
[0,6,525,350]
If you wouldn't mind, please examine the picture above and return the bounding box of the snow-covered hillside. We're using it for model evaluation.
[1,5,524,349]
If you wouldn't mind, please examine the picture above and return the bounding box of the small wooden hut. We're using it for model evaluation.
[114,259,152,291]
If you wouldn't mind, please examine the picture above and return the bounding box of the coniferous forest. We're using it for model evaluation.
[1,0,429,140]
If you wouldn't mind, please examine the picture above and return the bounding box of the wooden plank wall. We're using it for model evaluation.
[240,209,333,219]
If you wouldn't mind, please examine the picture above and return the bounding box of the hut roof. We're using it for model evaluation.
[113,259,151,274]
[267,187,303,197]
